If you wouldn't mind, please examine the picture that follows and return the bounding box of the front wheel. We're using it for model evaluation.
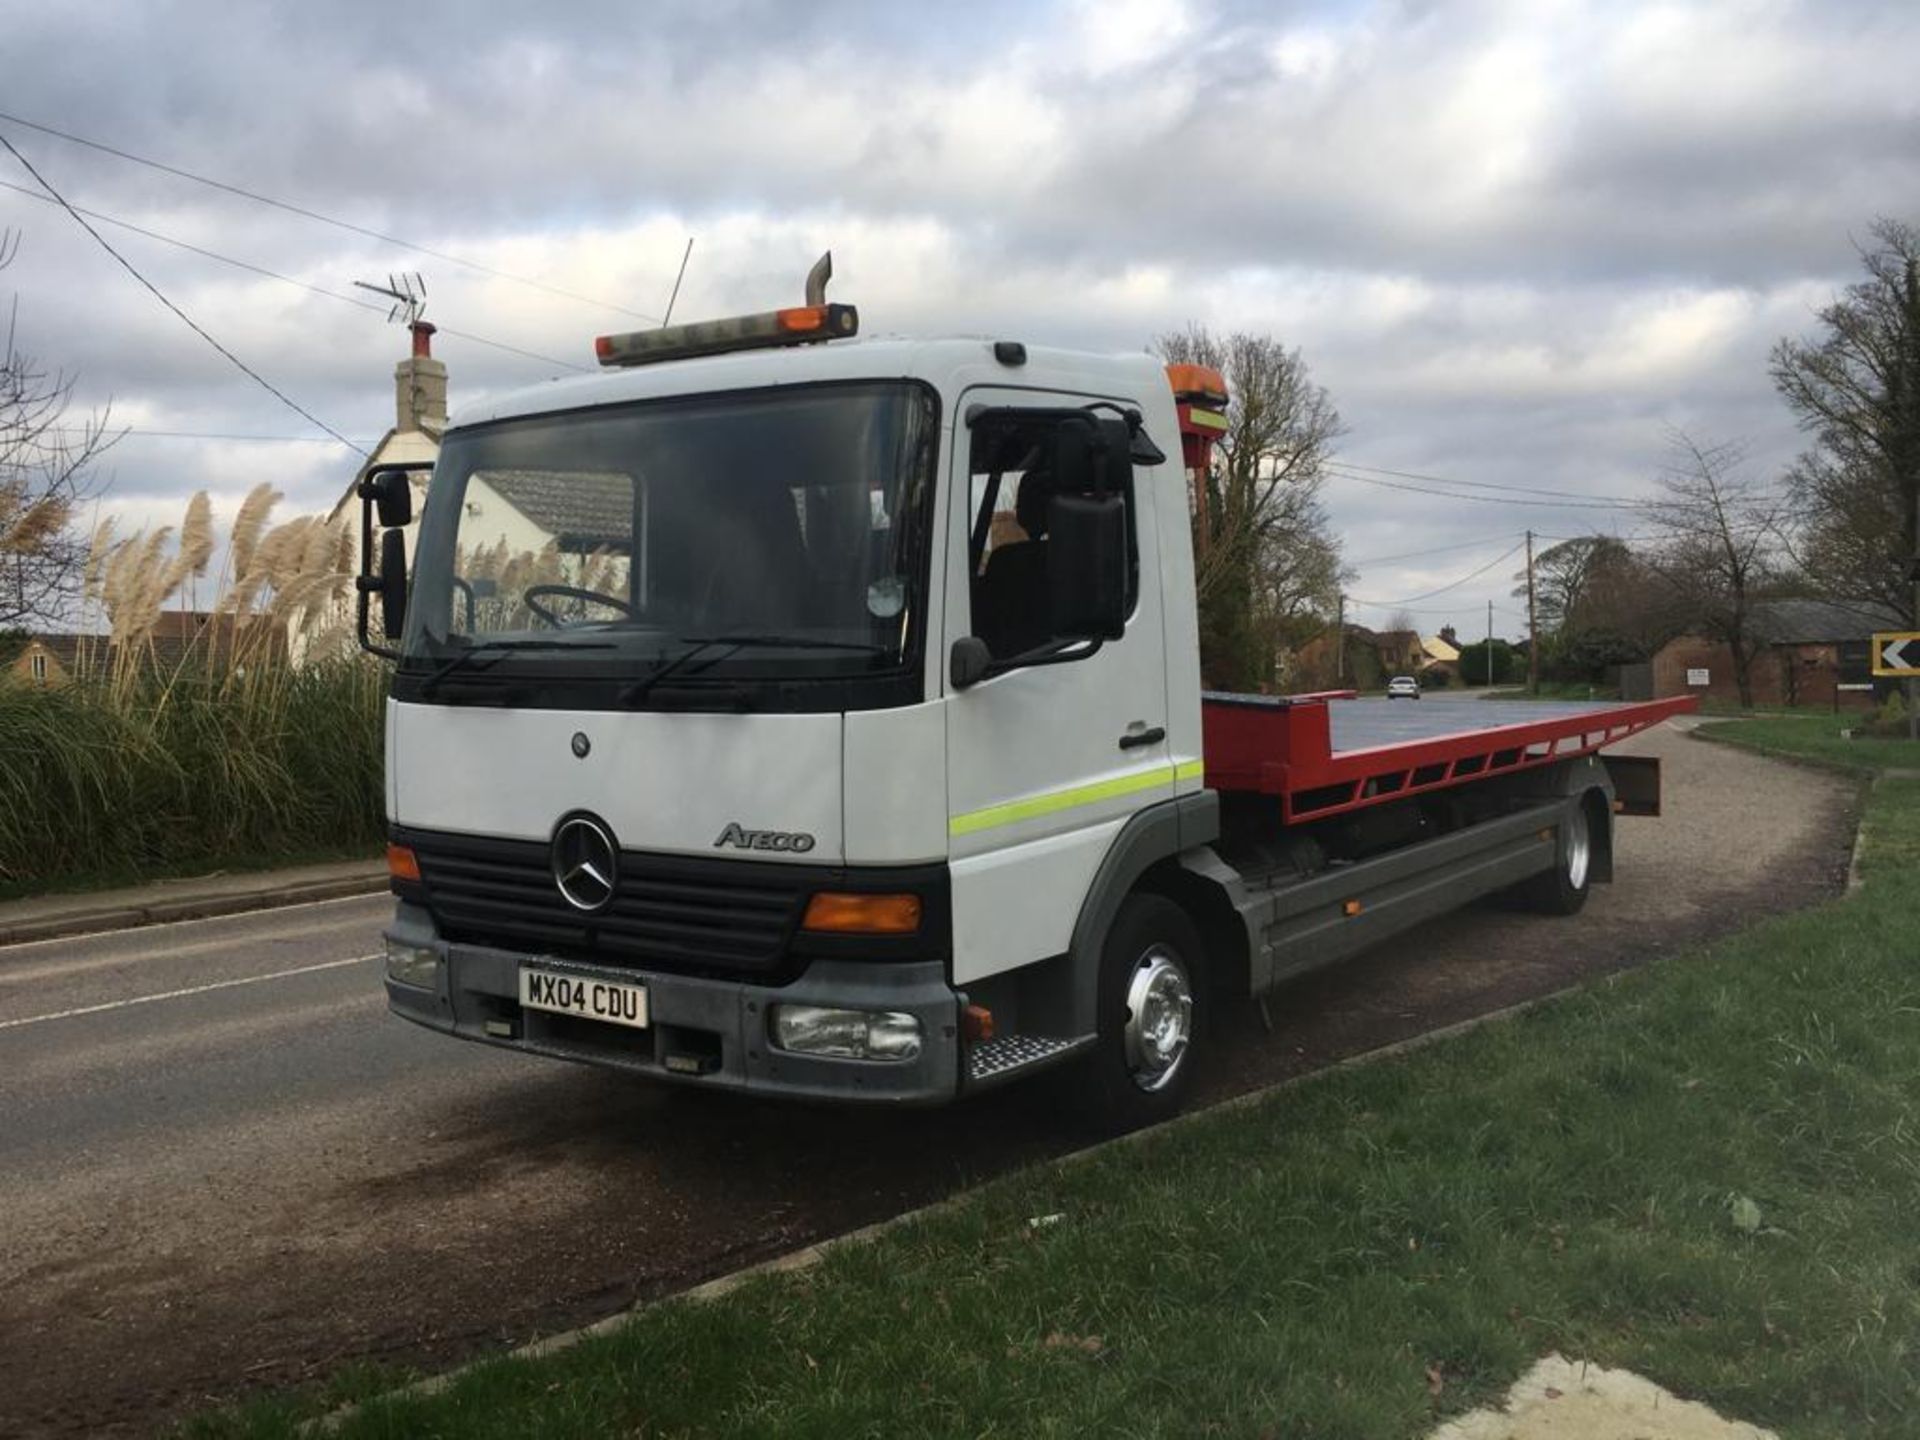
[1069,894,1206,1132]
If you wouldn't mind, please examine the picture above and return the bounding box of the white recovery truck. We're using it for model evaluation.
[362,256,1690,1129]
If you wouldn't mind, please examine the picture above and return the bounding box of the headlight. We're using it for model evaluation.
[769,1005,922,1061]
[385,939,442,989]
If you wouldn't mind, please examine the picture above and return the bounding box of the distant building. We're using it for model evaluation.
[1,614,285,686]
[3,635,79,687]
[327,320,446,558]
[1652,599,1905,709]
[1418,632,1461,682]
[1371,629,1428,675]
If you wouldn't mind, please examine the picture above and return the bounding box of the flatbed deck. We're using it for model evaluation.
[1201,691,1696,822]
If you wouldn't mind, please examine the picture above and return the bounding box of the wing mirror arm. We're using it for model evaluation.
[950,634,1104,690]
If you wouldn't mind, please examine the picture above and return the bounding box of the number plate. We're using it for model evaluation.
[518,966,649,1030]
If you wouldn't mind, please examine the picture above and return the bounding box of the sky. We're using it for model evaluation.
[2,0,1916,642]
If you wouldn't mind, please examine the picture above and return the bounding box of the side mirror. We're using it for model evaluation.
[1047,491,1127,641]
[950,635,993,690]
[379,528,409,639]
[361,468,414,528]
[1051,415,1134,499]
[356,463,423,659]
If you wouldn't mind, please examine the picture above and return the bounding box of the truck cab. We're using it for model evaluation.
[372,277,1211,1124]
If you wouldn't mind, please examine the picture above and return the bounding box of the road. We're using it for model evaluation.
[0,722,1860,1437]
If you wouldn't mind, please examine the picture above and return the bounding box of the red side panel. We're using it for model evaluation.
[1201,694,1698,823]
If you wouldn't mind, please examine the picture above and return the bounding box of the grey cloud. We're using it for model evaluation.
[1,0,1914,641]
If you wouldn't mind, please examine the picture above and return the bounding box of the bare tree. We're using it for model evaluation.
[1770,218,1920,625]
[1157,325,1345,689]
[1644,433,1789,708]
[1,232,115,629]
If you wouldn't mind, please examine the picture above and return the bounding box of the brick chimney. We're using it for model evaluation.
[394,320,447,433]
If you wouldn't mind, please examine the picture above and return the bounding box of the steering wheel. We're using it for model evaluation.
[523,584,636,629]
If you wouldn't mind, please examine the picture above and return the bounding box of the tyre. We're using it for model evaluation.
[1515,794,1597,915]
[1069,893,1206,1132]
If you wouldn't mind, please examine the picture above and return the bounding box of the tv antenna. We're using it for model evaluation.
[353,272,428,326]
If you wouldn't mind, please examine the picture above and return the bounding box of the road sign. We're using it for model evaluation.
[1872,632,1920,676]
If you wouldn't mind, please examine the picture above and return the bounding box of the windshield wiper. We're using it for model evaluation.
[416,638,615,695]
[618,633,889,708]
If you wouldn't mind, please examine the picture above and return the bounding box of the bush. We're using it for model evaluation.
[1419,667,1450,688]
[0,483,388,890]
[0,656,384,888]
[1860,690,1912,739]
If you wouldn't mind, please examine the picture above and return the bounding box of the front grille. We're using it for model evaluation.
[401,828,810,979]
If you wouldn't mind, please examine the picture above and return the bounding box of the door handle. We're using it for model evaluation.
[1117,726,1166,750]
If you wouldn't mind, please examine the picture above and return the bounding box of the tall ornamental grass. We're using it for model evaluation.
[0,484,386,889]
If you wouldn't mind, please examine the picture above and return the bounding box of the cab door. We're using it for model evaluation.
[942,388,1173,987]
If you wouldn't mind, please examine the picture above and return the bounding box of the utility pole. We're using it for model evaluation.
[1525,529,1539,696]
[1335,591,1345,682]
[1486,599,1494,689]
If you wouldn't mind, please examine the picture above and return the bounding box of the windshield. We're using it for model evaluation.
[398,382,939,710]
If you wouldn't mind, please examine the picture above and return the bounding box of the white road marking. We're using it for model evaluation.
[0,889,388,955]
[0,953,382,1031]
[0,916,383,987]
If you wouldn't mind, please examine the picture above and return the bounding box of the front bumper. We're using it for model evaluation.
[382,903,962,1104]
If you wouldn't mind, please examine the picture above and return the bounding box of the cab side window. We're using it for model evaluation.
[965,415,1139,661]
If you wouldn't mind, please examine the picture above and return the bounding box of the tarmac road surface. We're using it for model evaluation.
[0,724,1859,1437]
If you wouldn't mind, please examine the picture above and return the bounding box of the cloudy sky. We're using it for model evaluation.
[3,0,1916,641]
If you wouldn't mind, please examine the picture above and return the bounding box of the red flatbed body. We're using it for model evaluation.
[1201,691,1697,823]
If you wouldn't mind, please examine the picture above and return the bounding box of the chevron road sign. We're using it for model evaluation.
[1872,632,1920,677]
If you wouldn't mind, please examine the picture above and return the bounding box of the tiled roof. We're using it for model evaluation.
[480,470,634,549]
[1755,599,1906,643]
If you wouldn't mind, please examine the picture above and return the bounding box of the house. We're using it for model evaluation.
[327,319,446,557]
[1652,599,1905,709]
[1371,629,1429,675]
[1418,631,1461,681]
[3,634,80,686]
[1,614,286,687]
[324,323,628,585]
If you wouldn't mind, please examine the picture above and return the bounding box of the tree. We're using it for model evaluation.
[1,233,114,629]
[1771,218,1920,625]
[1520,536,1629,636]
[1157,326,1346,690]
[1644,433,1789,709]
[1455,637,1518,686]
[1520,535,1683,679]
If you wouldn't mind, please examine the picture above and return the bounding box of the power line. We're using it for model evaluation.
[0,108,662,324]
[49,426,369,445]
[1346,532,1527,567]
[1328,457,1653,506]
[1,134,365,456]
[1326,465,1649,511]
[1347,538,1528,608]
[0,178,587,372]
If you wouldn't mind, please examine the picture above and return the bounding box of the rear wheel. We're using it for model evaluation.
[1070,893,1206,1132]
[1516,794,1596,915]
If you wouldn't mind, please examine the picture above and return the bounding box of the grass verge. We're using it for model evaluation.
[1698,711,1920,773]
[184,786,1920,1440]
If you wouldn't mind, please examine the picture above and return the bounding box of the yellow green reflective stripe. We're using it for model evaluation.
[1185,407,1228,431]
[950,759,1205,837]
